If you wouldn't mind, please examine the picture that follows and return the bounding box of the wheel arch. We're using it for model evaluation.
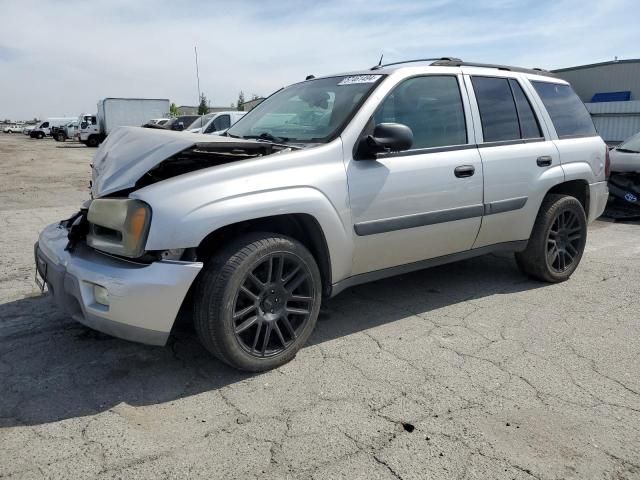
[196,213,333,296]
[545,179,590,218]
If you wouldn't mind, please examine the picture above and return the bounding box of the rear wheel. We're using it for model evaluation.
[57,132,66,142]
[193,233,322,371]
[515,194,587,282]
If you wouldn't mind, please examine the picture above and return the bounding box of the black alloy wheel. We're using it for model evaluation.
[515,194,587,283]
[232,253,314,358]
[193,233,322,371]
[546,208,583,273]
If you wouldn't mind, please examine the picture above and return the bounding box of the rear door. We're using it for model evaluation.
[464,73,561,248]
[529,80,606,185]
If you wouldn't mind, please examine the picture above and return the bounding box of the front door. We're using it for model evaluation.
[346,74,484,275]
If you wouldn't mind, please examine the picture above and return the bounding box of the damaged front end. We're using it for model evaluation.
[60,208,90,252]
[605,173,640,220]
[74,126,294,261]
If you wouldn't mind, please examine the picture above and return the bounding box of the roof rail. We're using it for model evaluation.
[370,57,462,70]
[429,59,557,78]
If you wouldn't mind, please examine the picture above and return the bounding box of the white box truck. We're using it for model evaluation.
[79,98,170,147]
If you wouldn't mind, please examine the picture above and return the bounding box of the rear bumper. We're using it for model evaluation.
[35,222,202,345]
[588,181,609,223]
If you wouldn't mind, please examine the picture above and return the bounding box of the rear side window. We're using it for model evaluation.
[472,77,520,142]
[374,75,467,149]
[532,82,596,138]
[509,79,542,139]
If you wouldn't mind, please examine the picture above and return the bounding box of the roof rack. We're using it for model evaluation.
[370,57,462,70]
[429,59,557,78]
[370,57,556,78]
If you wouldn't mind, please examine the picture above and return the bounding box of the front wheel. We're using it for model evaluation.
[515,194,587,283]
[193,233,322,371]
[57,133,65,142]
[86,136,99,147]
[37,132,44,139]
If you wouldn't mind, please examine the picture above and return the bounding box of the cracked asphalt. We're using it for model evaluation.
[1,134,640,479]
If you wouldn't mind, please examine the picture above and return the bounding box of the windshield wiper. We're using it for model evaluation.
[244,132,290,143]
[616,147,640,154]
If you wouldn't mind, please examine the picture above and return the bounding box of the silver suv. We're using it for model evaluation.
[35,58,609,371]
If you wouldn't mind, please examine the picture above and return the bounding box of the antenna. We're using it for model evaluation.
[194,45,201,110]
[377,53,384,67]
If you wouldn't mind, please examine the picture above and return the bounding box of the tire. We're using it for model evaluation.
[515,194,587,283]
[87,136,99,147]
[193,233,322,371]
[57,133,66,142]
[37,132,44,139]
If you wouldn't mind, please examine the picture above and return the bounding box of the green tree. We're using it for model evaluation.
[237,91,246,111]
[169,102,179,117]
[198,93,208,115]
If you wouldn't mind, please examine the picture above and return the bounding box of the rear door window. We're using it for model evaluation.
[471,77,520,142]
[509,79,542,139]
[532,81,596,138]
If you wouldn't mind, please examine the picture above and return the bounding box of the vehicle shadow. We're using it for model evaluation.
[54,144,86,149]
[0,252,545,427]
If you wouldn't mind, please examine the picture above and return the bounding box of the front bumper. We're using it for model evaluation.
[588,181,609,223]
[35,222,202,345]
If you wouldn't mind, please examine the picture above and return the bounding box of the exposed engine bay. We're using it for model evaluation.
[134,141,291,190]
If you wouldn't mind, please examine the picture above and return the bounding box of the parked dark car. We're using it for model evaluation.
[142,116,200,131]
[166,116,200,131]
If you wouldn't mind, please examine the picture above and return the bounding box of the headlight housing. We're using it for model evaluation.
[87,199,152,258]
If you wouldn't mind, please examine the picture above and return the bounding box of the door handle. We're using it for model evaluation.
[454,165,475,178]
[537,156,552,167]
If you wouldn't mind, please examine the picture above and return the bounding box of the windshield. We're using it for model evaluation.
[619,132,640,153]
[227,75,384,143]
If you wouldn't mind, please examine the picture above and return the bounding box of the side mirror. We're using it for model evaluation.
[358,123,413,159]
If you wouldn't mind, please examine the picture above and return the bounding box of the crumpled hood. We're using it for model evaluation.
[609,148,640,174]
[91,126,258,197]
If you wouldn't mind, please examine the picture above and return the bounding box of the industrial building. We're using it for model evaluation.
[553,59,640,145]
[176,105,232,115]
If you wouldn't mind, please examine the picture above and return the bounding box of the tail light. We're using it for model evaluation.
[604,146,611,179]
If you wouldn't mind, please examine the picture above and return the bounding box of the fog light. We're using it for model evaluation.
[93,285,109,306]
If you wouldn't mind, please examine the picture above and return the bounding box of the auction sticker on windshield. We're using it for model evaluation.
[338,75,382,85]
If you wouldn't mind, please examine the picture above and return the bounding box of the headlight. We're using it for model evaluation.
[87,199,152,258]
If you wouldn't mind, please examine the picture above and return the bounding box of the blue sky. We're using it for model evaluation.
[0,0,637,119]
